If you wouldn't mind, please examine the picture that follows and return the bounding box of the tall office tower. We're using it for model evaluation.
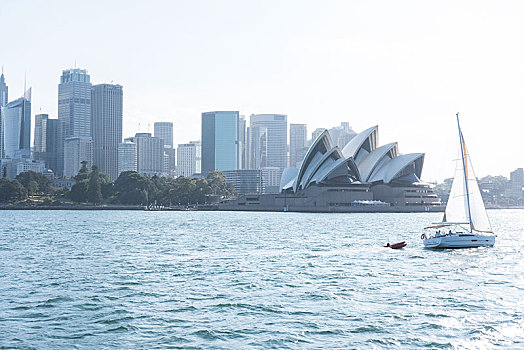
[57,68,92,176]
[63,136,93,178]
[238,116,246,169]
[34,114,49,153]
[177,143,196,177]
[0,70,8,159]
[44,119,59,173]
[91,84,123,181]
[189,140,201,174]
[289,124,307,168]
[201,111,239,175]
[0,70,7,106]
[248,125,267,169]
[154,122,175,175]
[154,122,173,148]
[249,114,287,172]
[34,114,60,172]
[1,94,31,159]
[129,133,164,177]
[118,139,137,175]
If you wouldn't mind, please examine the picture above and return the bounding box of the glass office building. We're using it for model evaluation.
[201,111,239,175]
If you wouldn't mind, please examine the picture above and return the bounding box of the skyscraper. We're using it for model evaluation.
[154,122,175,176]
[0,70,7,106]
[57,68,92,175]
[1,95,31,159]
[34,114,59,173]
[189,140,201,174]
[0,70,8,159]
[289,124,307,168]
[249,114,287,172]
[201,111,239,175]
[129,133,164,177]
[154,122,173,148]
[248,125,267,169]
[238,116,246,169]
[118,139,137,175]
[91,83,123,181]
[177,143,196,177]
[34,114,49,153]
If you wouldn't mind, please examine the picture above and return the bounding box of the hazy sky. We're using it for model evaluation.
[1,0,523,181]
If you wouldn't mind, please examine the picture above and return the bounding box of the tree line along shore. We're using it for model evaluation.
[0,161,236,208]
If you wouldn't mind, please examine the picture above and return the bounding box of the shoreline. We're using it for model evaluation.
[1,205,522,212]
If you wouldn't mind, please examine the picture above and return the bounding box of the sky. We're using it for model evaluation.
[1,0,523,182]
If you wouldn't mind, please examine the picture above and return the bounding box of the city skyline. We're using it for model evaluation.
[1,1,524,181]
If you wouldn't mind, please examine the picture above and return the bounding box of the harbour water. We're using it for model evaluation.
[1,210,523,349]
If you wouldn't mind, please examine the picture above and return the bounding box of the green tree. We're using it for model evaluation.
[207,171,236,197]
[16,171,52,195]
[87,165,103,204]
[68,161,91,202]
[75,161,90,182]
[99,172,114,199]
[2,167,6,178]
[114,171,155,205]
[0,178,28,202]
[69,181,88,202]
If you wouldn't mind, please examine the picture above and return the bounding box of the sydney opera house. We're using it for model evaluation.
[220,125,442,212]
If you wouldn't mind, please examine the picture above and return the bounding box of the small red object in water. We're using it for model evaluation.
[385,242,407,249]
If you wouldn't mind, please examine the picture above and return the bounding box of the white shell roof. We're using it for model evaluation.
[358,142,398,182]
[341,125,378,159]
[280,125,425,193]
[293,130,333,192]
[368,153,424,183]
[280,167,299,190]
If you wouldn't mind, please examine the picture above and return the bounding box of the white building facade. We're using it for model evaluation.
[64,136,93,178]
[177,143,196,177]
[118,139,137,175]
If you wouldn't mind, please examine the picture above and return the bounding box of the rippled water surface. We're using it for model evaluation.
[1,210,523,349]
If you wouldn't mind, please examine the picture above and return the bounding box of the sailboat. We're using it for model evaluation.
[422,113,495,248]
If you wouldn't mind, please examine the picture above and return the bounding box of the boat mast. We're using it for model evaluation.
[456,113,473,233]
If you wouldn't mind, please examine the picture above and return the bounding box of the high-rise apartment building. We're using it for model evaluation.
[201,111,239,175]
[129,133,164,177]
[64,136,93,178]
[91,84,123,181]
[1,95,31,159]
[249,114,287,172]
[289,124,307,168]
[57,68,92,175]
[177,143,196,177]
[118,139,137,175]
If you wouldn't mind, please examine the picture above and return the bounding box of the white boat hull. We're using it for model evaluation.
[423,234,495,249]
